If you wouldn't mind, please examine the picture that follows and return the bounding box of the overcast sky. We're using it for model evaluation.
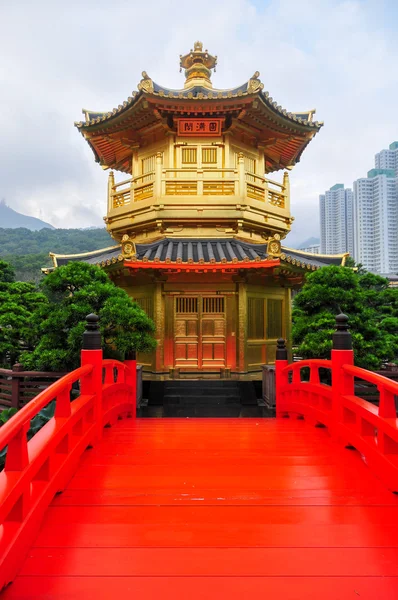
[1,0,397,246]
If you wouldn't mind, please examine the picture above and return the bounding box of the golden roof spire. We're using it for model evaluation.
[179,41,217,89]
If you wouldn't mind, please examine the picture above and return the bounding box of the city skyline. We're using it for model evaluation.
[319,141,398,274]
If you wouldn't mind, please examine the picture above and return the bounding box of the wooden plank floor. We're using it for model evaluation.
[4,418,398,599]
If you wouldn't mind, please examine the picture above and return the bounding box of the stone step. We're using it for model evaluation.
[148,380,259,407]
[164,381,239,389]
[163,395,241,405]
[164,387,239,397]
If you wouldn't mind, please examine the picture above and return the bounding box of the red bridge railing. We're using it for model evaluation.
[0,314,137,591]
[276,314,398,492]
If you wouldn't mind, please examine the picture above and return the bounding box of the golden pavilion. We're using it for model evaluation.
[50,42,346,374]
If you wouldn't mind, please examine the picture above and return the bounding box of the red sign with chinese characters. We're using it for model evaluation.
[177,118,223,136]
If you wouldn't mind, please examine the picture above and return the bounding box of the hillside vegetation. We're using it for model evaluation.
[0,228,114,283]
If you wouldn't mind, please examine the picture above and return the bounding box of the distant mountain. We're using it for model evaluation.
[297,237,320,249]
[0,201,55,230]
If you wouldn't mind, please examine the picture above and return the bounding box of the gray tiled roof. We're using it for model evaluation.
[51,239,346,270]
[282,249,344,268]
[152,82,250,99]
[55,246,121,267]
[136,238,267,263]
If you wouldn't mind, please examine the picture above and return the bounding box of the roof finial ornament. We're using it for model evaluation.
[121,235,137,260]
[247,71,264,94]
[137,71,154,94]
[180,41,217,89]
[267,234,282,258]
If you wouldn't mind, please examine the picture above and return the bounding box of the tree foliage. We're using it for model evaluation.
[0,260,15,283]
[21,262,157,372]
[292,265,398,370]
[3,253,51,285]
[0,262,47,367]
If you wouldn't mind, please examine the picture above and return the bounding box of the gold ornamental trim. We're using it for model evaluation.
[266,234,282,258]
[137,71,154,94]
[49,245,121,268]
[247,71,264,94]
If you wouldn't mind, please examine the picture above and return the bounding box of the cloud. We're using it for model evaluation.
[1,0,397,242]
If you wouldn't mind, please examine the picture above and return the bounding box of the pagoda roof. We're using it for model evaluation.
[75,69,323,173]
[77,81,320,129]
[48,239,346,272]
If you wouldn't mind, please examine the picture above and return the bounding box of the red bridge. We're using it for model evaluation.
[1,315,398,599]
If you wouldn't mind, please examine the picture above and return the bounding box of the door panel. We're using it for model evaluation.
[174,295,226,370]
[201,316,226,368]
[174,297,199,369]
[201,296,226,369]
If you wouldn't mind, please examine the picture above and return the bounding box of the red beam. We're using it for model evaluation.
[124,259,280,271]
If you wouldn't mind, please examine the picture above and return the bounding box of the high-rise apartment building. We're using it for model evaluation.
[353,167,398,274]
[319,184,354,255]
[375,141,398,177]
[319,142,398,275]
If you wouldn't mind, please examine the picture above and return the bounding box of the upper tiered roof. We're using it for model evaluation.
[75,42,323,174]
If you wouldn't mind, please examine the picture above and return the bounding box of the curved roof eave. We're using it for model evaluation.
[48,239,346,271]
[75,90,144,130]
[258,92,323,130]
[74,77,323,133]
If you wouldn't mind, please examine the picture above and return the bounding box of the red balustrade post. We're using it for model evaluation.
[124,350,137,417]
[378,387,397,419]
[80,314,103,442]
[331,314,354,439]
[275,338,289,417]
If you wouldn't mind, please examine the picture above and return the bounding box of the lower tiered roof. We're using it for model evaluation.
[48,239,347,272]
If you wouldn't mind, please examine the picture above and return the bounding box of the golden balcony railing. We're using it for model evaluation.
[108,155,289,213]
[161,167,239,198]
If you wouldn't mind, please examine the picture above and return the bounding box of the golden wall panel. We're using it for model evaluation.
[267,343,277,364]
[175,320,187,336]
[214,319,225,337]
[187,320,198,336]
[202,147,217,164]
[202,320,214,336]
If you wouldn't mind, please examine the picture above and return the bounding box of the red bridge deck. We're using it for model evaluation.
[4,418,398,599]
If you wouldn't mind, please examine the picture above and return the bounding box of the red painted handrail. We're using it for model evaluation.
[0,365,92,455]
[342,364,398,398]
[338,364,398,487]
[0,350,136,591]
[281,359,332,381]
[283,359,332,370]
[277,359,333,426]
[276,349,398,492]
